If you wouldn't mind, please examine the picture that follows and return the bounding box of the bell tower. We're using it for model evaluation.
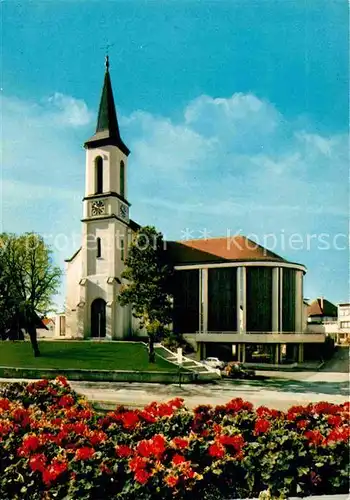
[77,56,132,339]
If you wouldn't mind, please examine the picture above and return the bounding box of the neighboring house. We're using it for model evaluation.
[307,297,338,324]
[306,298,338,337]
[36,317,55,338]
[64,57,328,365]
[338,303,350,343]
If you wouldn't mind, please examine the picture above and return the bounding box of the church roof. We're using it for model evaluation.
[167,236,287,265]
[85,57,130,155]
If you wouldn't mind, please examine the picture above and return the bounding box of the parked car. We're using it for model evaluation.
[224,361,256,379]
[202,357,225,370]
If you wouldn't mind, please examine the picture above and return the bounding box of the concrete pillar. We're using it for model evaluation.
[196,343,201,361]
[202,268,208,332]
[237,267,242,333]
[274,344,280,364]
[202,343,207,359]
[272,267,279,332]
[241,267,247,333]
[238,344,246,363]
[298,344,304,363]
[295,271,303,333]
[241,344,246,363]
[279,268,283,331]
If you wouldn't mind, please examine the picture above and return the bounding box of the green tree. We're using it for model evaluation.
[0,233,62,356]
[118,226,173,362]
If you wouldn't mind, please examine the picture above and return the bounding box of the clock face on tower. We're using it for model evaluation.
[119,203,129,220]
[91,200,105,216]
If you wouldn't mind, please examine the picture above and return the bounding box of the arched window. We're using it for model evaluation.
[96,237,101,258]
[120,236,125,261]
[120,160,125,198]
[95,156,103,194]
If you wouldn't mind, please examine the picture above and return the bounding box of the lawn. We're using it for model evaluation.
[0,341,178,372]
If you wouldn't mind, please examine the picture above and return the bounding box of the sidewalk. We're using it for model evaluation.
[1,378,347,411]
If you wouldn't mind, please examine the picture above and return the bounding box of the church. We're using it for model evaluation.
[64,59,327,365]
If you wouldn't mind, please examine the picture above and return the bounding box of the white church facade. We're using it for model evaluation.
[65,57,140,340]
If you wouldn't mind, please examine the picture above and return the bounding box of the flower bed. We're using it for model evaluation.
[0,378,349,500]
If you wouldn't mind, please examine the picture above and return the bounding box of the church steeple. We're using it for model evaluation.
[85,57,130,156]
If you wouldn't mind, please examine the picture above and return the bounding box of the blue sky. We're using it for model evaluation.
[2,0,349,308]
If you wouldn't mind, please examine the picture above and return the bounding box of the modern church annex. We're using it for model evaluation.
[64,59,326,365]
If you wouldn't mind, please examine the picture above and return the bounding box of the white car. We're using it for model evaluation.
[203,357,225,370]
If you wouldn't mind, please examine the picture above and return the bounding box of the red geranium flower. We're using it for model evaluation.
[165,475,179,487]
[75,447,95,461]
[56,375,69,387]
[116,444,133,458]
[254,418,271,435]
[89,430,107,446]
[0,398,10,411]
[185,467,195,479]
[327,415,342,427]
[304,430,325,446]
[172,453,186,465]
[99,463,112,475]
[213,424,222,434]
[218,434,245,451]
[208,443,225,458]
[42,458,68,486]
[172,437,189,449]
[121,411,139,430]
[0,421,13,436]
[134,469,151,484]
[12,408,30,427]
[139,410,157,423]
[168,397,184,409]
[226,398,253,412]
[297,419,310,430]
[327,426,350,444]
[312,402,340,415]
[137,440,153,457]
[22,434,40,453]
[29,453,47,472]
[129,456,147,471]
[58,395,74,408]
[152,434,166,457]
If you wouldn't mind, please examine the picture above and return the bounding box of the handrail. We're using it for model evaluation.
[155,343,221,376]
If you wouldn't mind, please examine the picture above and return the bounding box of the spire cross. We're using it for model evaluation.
[103,42,115,71]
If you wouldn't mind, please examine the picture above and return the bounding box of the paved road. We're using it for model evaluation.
[2,375,347,412]
[70,375,349,411]
[0,348,347,412]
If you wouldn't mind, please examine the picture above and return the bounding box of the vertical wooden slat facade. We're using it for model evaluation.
[282,268,296,331]
[246,267,273,332]
[208,267,237,331]
[173,269,200,333]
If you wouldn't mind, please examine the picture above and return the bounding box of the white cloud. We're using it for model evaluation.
[1,90,348,304]
[123,93,347,228]
[46,92,94,127]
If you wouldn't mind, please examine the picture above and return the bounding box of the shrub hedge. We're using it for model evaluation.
[0,378,349,499]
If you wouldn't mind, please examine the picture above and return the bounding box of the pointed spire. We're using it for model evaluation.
[84,58,130,155]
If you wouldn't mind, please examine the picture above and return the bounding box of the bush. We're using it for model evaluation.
[161,332,194,354]
[0,378,349,499]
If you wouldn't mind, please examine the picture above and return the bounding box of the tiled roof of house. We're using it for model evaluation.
[307,298,337,318]
[167,236,286,265]
[42,318,55,326]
